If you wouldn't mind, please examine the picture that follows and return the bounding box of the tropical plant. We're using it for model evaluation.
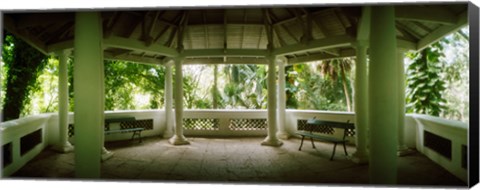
[406,41,447,116]
[317,58,354,112]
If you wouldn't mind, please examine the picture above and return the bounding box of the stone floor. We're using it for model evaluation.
[10,137,466,187]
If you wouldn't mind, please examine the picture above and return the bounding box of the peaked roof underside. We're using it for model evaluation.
[3,4,468,65]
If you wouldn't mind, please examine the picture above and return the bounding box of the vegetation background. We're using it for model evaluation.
[0,27,469,123]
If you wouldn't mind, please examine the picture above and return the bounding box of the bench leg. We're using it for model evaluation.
[343,142,348,156]
[299,136,305,151]
[131,131,143,143]
[330,143,337,161]
[310,137,316,149]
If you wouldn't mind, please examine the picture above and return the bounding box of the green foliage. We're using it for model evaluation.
[286,62,349,111]
[406,42,447,116]
[439,29,469,122]
[222,64,267,109]
[2,34,47,120]
[104,60,165,110]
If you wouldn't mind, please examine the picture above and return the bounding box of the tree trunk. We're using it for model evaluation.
[2,35,46,121]
[340,63,352,112]
[212,65,218,109]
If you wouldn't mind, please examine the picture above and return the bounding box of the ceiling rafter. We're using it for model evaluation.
[395,23,418,41]
[263,9,275,51]
[417,10,467,50]
[45,22,73,44]
[240,9,247,49]
[177,10,190,52]
[142,11,163,46]
[4,15,48,54]
[268,9,298,44]
[152,25,170,46]
[396,22,422,40]
[16,13,73,29]
[411,21,433,33]
[223,10,228,62]
[203,11,209,49]
[104,12,120,38]
[296,8,313,44]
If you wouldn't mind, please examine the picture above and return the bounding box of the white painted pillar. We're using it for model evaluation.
[73,12,104,178]
[368,6,398,184]
[169,56,189,145]
[262,55,283,147]
[276,56,289,139]
[52,50,74,153]
[351,41,369,164]
[396,49,412,156]
[163,59,174,138]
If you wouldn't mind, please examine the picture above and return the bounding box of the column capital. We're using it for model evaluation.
[54,49,72,57]
[163,57,174,67]
[353,40,369,49]
[275,56,288,65]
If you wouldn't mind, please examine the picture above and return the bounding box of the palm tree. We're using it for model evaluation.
[317,58,354,112]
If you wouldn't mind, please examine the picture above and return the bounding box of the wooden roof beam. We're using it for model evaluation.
[287,48,355,64]
[395,6,457,25]
[104,35,178,57]
[417,10,467,50]
[182,49,268,57]
[273,34,355,56]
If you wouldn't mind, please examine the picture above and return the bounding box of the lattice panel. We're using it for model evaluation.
[229,119,267,131]
[183,118,219,130]
[346,128,356,137]
[68,124,74,137]
[297,119,335,134]
[120,119,153,130]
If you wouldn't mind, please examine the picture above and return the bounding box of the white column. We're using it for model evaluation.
[163,59,174,138]
[351,41,369,164]
[396,49,413,156]
[52,50,74,153]
[169,57,190,145]
[368,6,398,184]
[73,12,104,178]
[262,55,283,147]
[276,56,289,139]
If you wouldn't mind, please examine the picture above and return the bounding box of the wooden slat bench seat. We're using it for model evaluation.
[296,118,355,160]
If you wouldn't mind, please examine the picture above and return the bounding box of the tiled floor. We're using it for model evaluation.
[10,137,466,187]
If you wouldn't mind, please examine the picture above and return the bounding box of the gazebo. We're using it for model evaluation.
[1,3,474,185]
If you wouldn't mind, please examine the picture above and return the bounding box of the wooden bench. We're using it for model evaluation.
[296,118,355,160]
[105,117,144,143]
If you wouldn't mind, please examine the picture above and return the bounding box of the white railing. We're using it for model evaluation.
[1,114,53,177]
[0,109,468,183]
[183,109,268,137]
[407,113,468,183]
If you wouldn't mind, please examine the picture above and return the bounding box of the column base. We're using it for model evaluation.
[351,151,369,164]
[276,131,290,140]
[163,129,174,139]
[52,142,74,153]
[169,135,190,145]
[397,145,415,157]
[261,136,283,147]
[101,147,114,161]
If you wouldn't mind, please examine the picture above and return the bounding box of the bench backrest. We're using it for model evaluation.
[306,119,355,129]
